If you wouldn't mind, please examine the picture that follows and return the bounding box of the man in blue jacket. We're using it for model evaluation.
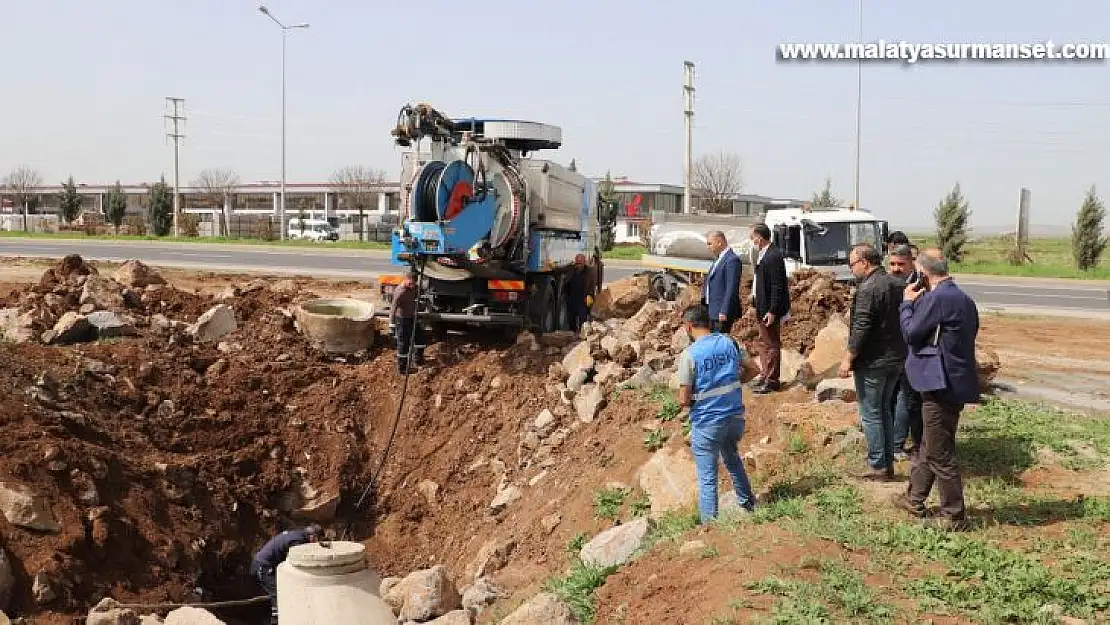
[891,249,979,530]
[702,231,743,334]
[677,304,756,523]
[250,524,322,622]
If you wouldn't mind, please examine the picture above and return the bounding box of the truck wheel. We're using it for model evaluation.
[529,278,557,335]
[554,274,570,331]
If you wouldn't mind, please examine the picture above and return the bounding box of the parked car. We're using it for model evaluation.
[287,218,339,242]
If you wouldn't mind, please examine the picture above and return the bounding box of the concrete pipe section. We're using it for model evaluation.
[292,298,377,354]
[276,540,395,625]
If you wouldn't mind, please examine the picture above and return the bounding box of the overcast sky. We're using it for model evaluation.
[3,0,1109,230]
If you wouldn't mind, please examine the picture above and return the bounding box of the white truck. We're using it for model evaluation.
[640,206,889,299]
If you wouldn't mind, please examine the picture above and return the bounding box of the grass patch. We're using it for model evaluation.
[643,429,669,451]
[543,559,618,624]
[961,399,1110,474]
[594,487,630,520]
[747,558,895,624]
[642,510,701,550]
[907,234,1110,280]
[603,244,645,261]
[628,492,652,519]
[0,230,391,249]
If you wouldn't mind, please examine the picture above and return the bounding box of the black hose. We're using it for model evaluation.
[341,258,426,541]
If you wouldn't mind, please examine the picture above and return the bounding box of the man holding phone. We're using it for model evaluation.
[888,245,923,459]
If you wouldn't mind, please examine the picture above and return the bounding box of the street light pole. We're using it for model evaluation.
[853,0,863,211]
[259,5,308,241]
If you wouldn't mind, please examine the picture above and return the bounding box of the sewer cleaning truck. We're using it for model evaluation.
[640,206,889,299]
[378,103,603,334]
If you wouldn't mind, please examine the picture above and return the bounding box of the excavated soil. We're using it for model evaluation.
[729,269,851,355]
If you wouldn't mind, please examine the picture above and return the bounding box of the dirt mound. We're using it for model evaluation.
[730,269,851,355]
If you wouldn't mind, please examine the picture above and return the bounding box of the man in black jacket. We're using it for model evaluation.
[838,243,907,480]
[888,245,923,459]
[749,223,790,394]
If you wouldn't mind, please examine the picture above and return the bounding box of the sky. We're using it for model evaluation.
[3,0,1110,231]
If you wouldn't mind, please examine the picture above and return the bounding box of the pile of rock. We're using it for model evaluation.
[0,256,239,346]
[380,565,514,625]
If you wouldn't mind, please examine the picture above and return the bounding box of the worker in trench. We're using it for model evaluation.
[250,524,322,623]
[389,267,425,374]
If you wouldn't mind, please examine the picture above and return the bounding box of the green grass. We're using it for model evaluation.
[0,230,391,249]
[747,558,895,625]
[544,559,619,624]
[602,244,645,261]
[643,429,669,451]
[908,234,1110,280]
[593,487,630,520]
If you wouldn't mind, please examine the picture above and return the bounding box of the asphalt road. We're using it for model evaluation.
[2,238,1109,318]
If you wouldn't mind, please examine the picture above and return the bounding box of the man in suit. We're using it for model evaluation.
[749,223,790,394]
[890,248,979,531]
[888,245,923,460]
[701,231,743,333]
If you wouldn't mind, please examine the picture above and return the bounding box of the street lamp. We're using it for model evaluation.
[259,4,309,241]
[853,0,862,211]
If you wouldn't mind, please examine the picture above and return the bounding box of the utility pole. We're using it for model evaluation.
[683,61,695,214]
[165,97,186,236]
[852,0,863,211]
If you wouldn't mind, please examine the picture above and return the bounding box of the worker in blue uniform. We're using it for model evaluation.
[676,305,757,523]
[250,524,322,622]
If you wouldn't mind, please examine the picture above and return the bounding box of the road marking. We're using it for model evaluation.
[977,290,1107,302]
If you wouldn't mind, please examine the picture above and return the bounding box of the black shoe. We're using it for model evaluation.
[752,381,779,394]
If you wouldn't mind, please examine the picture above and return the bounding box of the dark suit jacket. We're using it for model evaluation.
[703,248,742,321]
[899,279,980,404]
[848,267,907,371]
[754,246,790,318]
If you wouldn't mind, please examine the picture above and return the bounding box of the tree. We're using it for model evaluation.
[691,151,742,213]
[194,168,240,237]
[811,177,841,208]
[597,171,620,252]
[4,165,43,231]
[331,165,385,241]
[105,181,128,234]
[57,175,83,225]
[1072,185,1108,271]
[933,183,972,263]
[148,176,174,237]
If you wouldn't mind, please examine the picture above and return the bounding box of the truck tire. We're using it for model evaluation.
[554,274,570,331]
[529,278,557,336]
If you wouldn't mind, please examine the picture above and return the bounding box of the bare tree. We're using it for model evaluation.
[4,165,44,231]
[194,168,241,237]
[691,152,742,213]
[330,165,386,241]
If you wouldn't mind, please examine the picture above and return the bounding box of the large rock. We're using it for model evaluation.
[636,446,698,518]
[780,349,807,385]
[80,275,125,310]
[466,538,516,582]
[0,481,61,532]
[977,344,1001,390]
[622,301,667,339]
[489,485,522,513]
[561,341,595,381]
[87,598,140,625]
[462,577,508,616]
[573,383,606,423]
[579,517,650,568]
[114,260,165,288]
[807,316,849,380]
[533,410,558,438]
[0,308,36,343]
[815,377,857,403]
[499,593,578,625]
[87,311,138,339]
[46,312,94,345]
[0,549,13,612]
[384,565,462,622]
[163,607,226,625]
[593,276,650,320]
[187,305,237,343]
[425,611,472,625]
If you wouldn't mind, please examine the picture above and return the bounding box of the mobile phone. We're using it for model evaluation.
[912,272,927,291]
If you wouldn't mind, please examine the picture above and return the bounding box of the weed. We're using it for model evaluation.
[566,532,588,554]
[643,429,669,451]
[543,559,619,624]
[786,434,808,455]
[961,399,1110,475]
[643,510,700,550]
[594,487,629,520]
[746,559,895,624]
[629,492,652,518]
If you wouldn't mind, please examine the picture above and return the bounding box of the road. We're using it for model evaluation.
[2,238,1109,318]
